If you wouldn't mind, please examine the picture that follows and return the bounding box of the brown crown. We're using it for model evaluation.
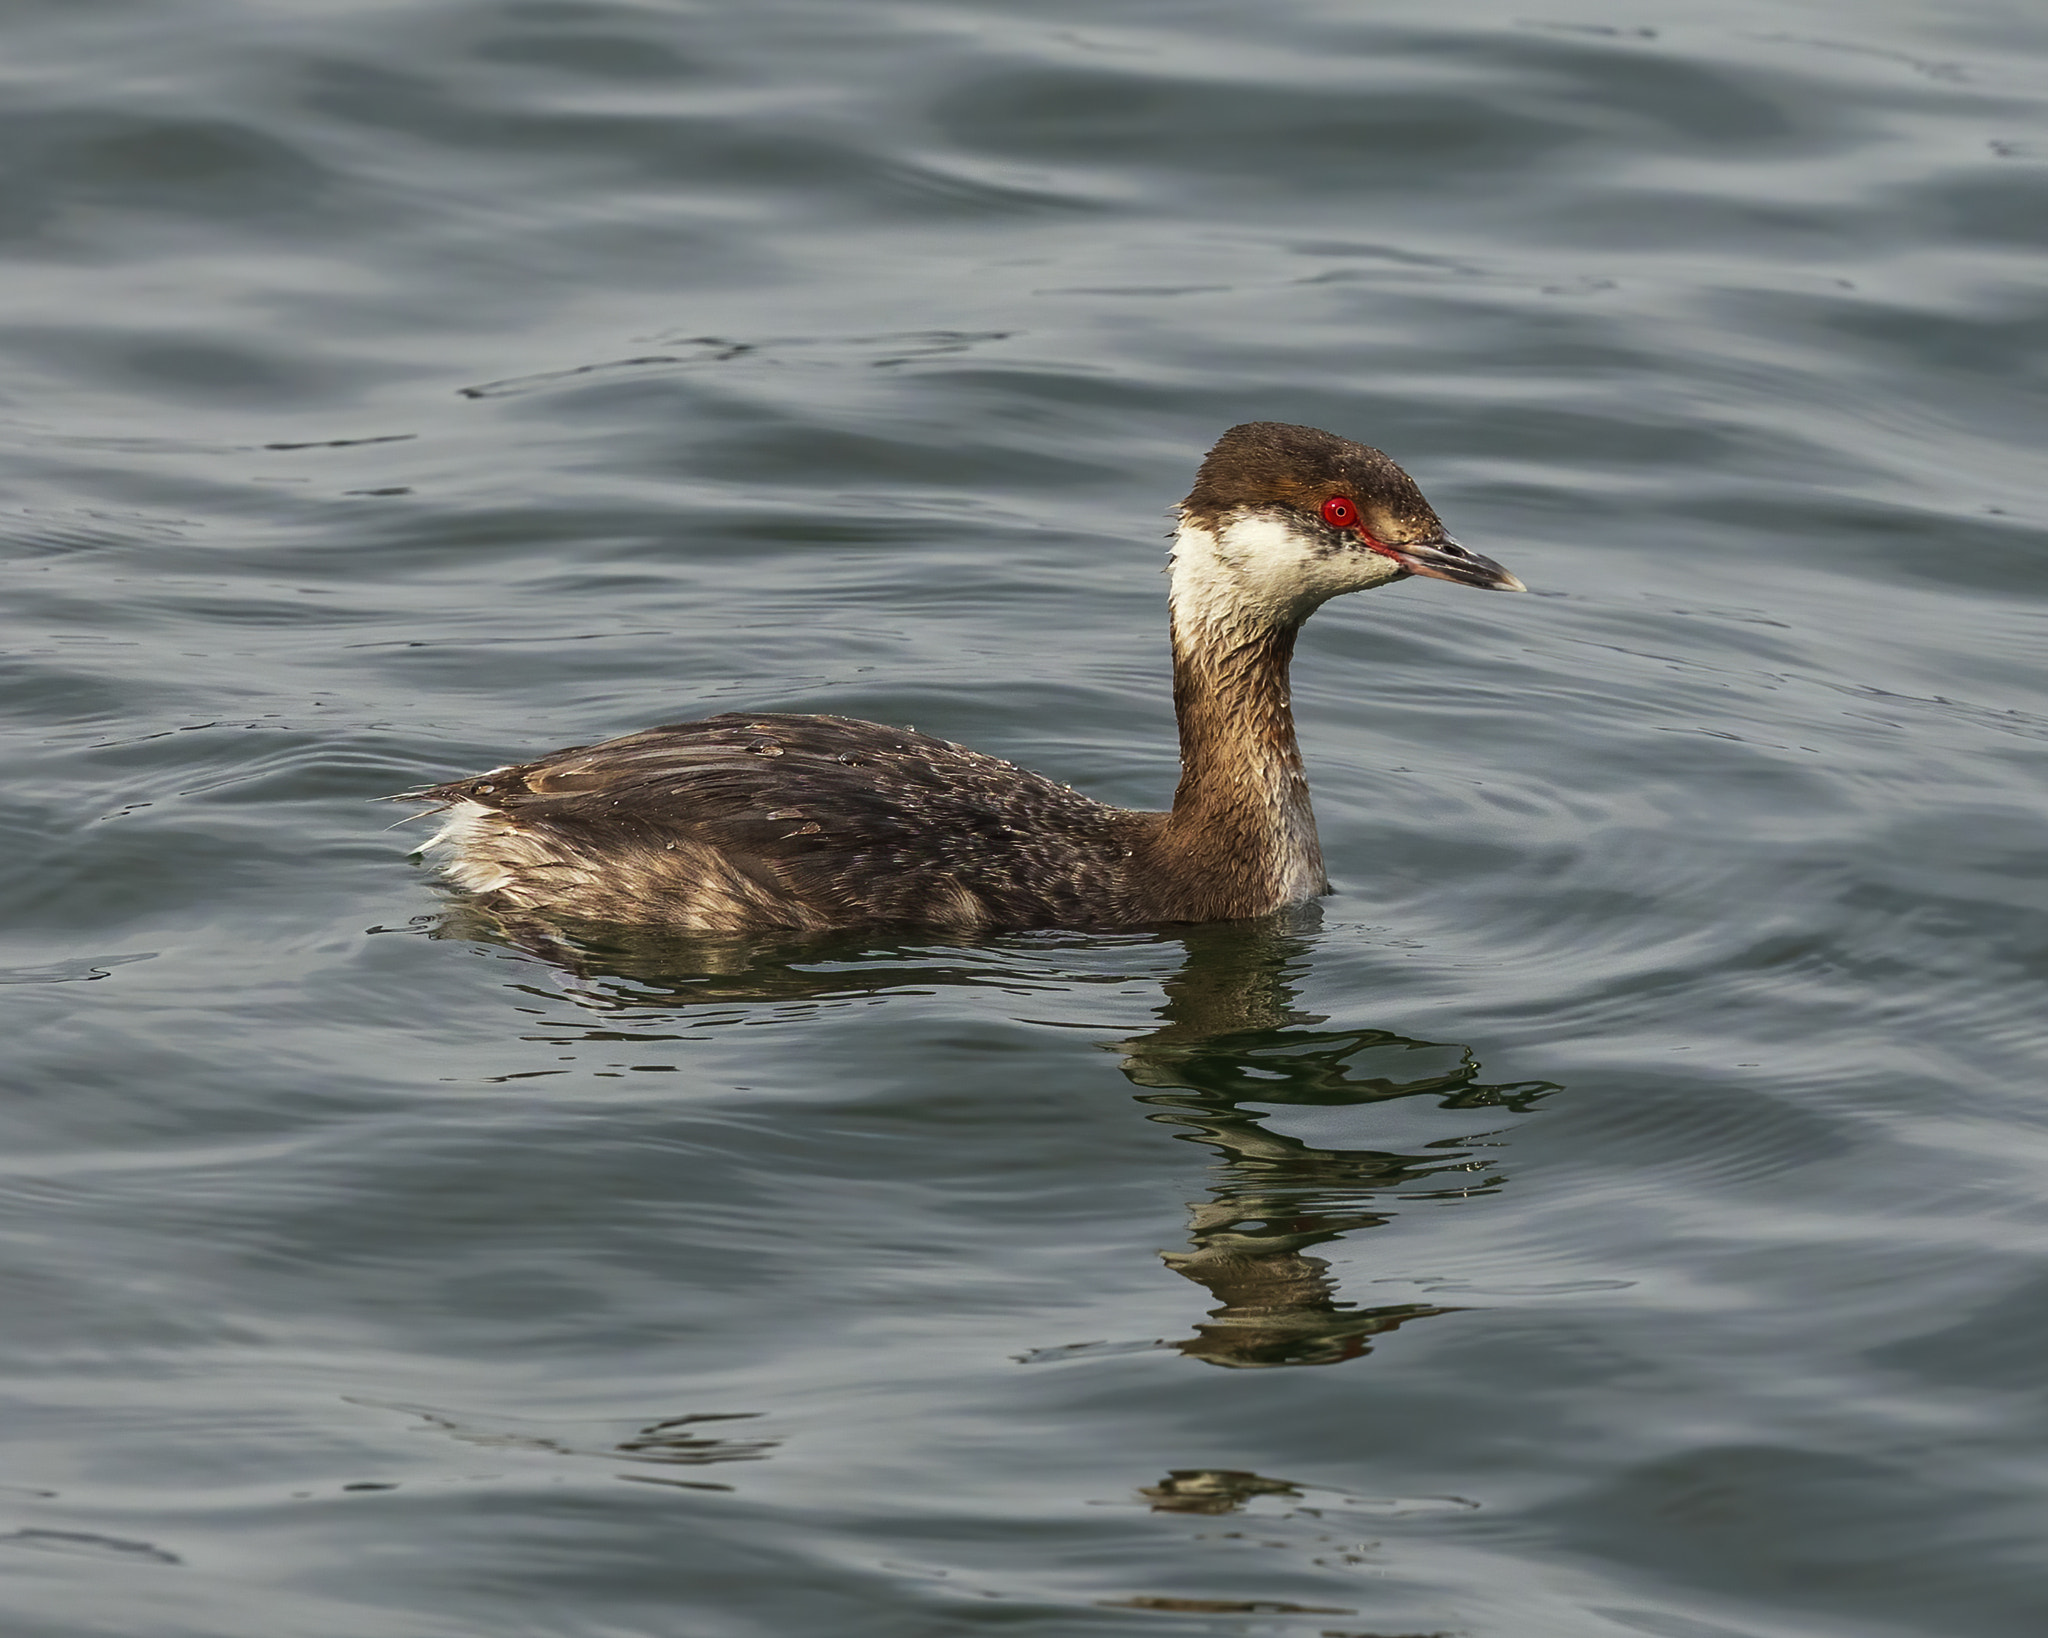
[1181,422,1446,544]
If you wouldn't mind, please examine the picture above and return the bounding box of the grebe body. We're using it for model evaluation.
[406,423,1524,933]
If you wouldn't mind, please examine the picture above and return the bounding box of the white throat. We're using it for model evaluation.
[1166,513,1338,909]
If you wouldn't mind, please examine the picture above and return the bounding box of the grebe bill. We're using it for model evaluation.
[403,422,1525,934]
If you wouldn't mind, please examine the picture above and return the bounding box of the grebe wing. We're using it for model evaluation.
[413,711,1152,932]
[422,711,1113,842]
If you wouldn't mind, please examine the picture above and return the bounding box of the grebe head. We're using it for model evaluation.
[1172,422,1525,632]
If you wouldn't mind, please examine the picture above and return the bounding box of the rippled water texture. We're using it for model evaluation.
[5,0,2047,1633]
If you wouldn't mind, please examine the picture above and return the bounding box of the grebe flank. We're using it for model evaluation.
[405,422,1525,933]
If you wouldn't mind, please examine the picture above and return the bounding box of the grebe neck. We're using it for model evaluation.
[1161,519,1325,908]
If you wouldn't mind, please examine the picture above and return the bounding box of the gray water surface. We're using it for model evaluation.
[5,2,2047,1635]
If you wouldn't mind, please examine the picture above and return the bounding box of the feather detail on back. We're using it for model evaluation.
[410,713,1161,933]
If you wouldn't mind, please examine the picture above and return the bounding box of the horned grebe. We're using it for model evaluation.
[404,422,1525,932]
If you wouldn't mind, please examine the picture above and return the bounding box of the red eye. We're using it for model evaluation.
[1321,495,1358,528]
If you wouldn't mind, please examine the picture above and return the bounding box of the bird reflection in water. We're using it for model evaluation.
[425,904,1556,1371]
[1140,1467,1304,1514]
[1113,918,1557,1370]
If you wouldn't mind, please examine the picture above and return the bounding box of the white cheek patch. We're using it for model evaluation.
[1170,511,1403,631]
